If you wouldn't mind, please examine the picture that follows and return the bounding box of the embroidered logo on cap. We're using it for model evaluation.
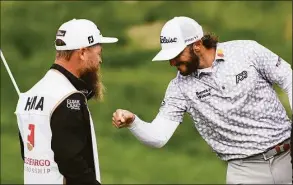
[160,36,177,43]
[88,36,94,44]
[184,36,198,43]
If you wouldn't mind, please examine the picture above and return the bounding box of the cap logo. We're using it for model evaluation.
[88,36,94,44]
[185,36,198,43]
[160,36,177,44]
[56,30,66,37]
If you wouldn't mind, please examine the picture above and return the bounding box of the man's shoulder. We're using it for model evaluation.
[171,72,182,84]
[17,70,81,112]
[219,39,259,49]
[53,92,87,114]
[26,69,78,98]
[166,73,189,91]
[219,40,265,59]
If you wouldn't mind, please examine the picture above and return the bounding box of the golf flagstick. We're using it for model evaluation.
[0,49,21,96]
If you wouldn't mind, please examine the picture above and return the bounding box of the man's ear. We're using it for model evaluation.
[79,48,87,61]
[192,40,202,53]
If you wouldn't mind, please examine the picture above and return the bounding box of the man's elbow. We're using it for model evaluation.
[143,138,168,148]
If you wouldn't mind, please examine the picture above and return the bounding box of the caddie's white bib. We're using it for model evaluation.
[15,70,101,184]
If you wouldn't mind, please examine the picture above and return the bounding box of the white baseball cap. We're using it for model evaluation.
[152,16,204,61]
[55,19,118,50]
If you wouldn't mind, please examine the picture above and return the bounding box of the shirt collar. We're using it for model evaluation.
[50,64,94,100]
[193,44,225,78]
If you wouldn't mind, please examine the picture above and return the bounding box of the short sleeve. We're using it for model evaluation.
[158,79,188,122]
[249,40,292,86]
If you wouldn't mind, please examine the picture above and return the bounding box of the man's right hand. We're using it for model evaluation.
[112,109,135,129]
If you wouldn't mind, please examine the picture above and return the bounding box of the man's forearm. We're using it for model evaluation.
[127,114,180,148]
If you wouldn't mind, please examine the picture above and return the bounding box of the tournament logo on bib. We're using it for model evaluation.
[27,124,35,151]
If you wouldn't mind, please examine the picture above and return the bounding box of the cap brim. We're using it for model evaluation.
[100,37,118,43]
[152,45,185,61]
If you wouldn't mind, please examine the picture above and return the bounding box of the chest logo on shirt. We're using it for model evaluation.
[67,99,81,110]
[196,88,212,99]
[236,70,248,84]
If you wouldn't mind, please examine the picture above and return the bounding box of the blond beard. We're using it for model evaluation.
[94,67,105,102]
[79,61,105,102]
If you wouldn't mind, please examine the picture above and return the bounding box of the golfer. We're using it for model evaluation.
[15,18,118,184]
[112,16,292,184]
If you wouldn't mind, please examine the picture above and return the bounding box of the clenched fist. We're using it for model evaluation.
[112,109,135,128]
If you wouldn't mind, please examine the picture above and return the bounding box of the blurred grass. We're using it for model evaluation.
[1,1,292,184]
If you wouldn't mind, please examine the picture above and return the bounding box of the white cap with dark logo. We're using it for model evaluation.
[55,19,118,51]
[152,16,204,61]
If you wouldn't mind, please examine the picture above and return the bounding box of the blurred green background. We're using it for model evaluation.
[1,1,292,184]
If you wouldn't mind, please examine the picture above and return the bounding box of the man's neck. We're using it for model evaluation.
[198,48,216,69]
[54,59,80,78]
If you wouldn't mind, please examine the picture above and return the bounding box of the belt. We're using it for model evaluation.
[244,138,291,161]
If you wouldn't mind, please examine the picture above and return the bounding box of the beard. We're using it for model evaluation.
[80,62,105,101]
[179,50,200,76]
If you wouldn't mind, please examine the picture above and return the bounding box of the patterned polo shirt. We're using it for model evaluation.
[158,40,292,161]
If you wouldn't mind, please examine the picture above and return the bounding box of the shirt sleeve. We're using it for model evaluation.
[250,41,292,110]
[50,92,100,185]
[128,114,180,148]
[158,79,188,122]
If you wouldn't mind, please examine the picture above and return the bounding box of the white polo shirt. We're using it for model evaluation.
[158,40,292,160]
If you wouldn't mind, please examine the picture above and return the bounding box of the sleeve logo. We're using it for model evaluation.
[276,56,281,67]
[161,100,166,107]
[67,99,81,110]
